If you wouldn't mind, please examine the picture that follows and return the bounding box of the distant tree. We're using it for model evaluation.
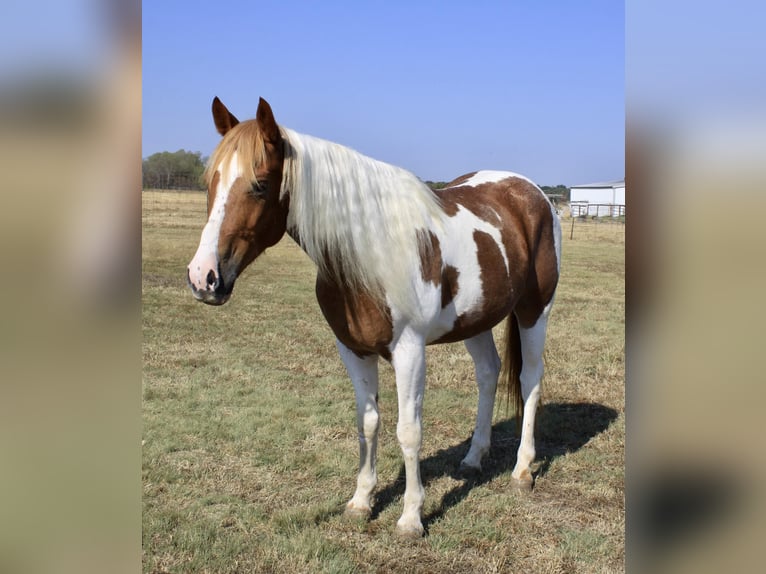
[142,150,207,190]
[423,180,449,190]
[541,184,570,202]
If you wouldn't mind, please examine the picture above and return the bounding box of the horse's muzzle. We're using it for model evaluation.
[186,267,232,305]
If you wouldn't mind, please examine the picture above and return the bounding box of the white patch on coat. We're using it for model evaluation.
[397,205,509,344]
[449,170,537,188]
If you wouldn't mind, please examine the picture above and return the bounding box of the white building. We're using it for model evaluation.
[569,180,625,218]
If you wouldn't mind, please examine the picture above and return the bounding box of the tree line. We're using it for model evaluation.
[540,184,569,201]
[142,149,207,190]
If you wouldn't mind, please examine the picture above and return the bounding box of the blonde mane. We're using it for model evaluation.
[204,120,267,186]
[280,127,444,317]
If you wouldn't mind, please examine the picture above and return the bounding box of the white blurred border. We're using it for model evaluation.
[0,2,140,574]
[628,1,766,572]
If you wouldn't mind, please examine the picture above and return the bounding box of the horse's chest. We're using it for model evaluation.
[315,277,394,359]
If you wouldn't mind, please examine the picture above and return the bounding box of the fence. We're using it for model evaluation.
[565,203,625,242]
[570,202,625,218]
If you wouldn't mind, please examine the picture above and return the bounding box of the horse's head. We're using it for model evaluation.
[187,97,288,305]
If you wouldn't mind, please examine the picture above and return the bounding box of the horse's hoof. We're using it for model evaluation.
[395,521,425,539]
[343,504,371,521]
[511,471,534,493]
[457,461,482,479]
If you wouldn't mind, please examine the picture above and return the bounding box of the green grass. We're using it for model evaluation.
[143,191,624,573]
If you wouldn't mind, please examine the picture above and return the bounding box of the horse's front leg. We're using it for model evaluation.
[336,341,380,518]
[390,328,427,538]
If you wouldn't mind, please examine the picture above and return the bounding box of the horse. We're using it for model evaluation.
[187,97,561,538]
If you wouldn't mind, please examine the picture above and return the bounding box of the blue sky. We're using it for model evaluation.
[143,1,624,186]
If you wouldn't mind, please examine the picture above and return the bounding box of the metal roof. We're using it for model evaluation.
[570,180,625,189]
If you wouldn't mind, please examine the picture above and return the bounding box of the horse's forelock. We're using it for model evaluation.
[204,120,268,188]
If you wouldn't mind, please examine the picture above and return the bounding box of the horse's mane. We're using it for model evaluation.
[280,127,444,316]
[205,121,445,317]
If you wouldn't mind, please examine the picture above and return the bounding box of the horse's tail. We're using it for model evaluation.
[499,312,524,430]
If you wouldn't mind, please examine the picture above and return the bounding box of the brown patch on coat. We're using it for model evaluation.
[513,202,559,328]
[444,172,478,189]
[473,228,510,304]
[431,229,517,344]
[436,190,460,217]
[441,265,460,309]
[416,229,461,310]
[417,230,441,286]
[430,175,559,342]
[435,185,506,224]
[315,275,393,361]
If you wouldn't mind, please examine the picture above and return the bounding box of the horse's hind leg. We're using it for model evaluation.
[460,330,501,472]
[511,312,550,490]
[336,341,380,518]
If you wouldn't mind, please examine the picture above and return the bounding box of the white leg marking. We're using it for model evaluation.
[336,341,380,517]
[390,327,427,537]
[511,314,550,487]
[461,331,501,471]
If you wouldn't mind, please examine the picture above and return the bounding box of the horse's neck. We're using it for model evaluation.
[279,127,445,317]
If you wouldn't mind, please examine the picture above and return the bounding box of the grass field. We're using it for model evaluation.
[142,190,625,573]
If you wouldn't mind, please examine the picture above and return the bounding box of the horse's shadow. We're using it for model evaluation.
[370,402,619,531]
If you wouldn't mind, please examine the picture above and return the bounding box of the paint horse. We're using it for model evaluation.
[187,97,561,537]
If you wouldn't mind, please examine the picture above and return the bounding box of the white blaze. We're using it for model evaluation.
[187,152,239,290]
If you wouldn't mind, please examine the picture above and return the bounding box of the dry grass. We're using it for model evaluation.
[142,190,624,573]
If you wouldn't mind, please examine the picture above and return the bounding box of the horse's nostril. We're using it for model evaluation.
[206,270,217,287]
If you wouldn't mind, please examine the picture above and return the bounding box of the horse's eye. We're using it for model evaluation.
[250,181,267,198]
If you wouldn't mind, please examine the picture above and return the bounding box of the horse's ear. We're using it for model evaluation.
[212,96,239,136]
[256,97,280,143]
